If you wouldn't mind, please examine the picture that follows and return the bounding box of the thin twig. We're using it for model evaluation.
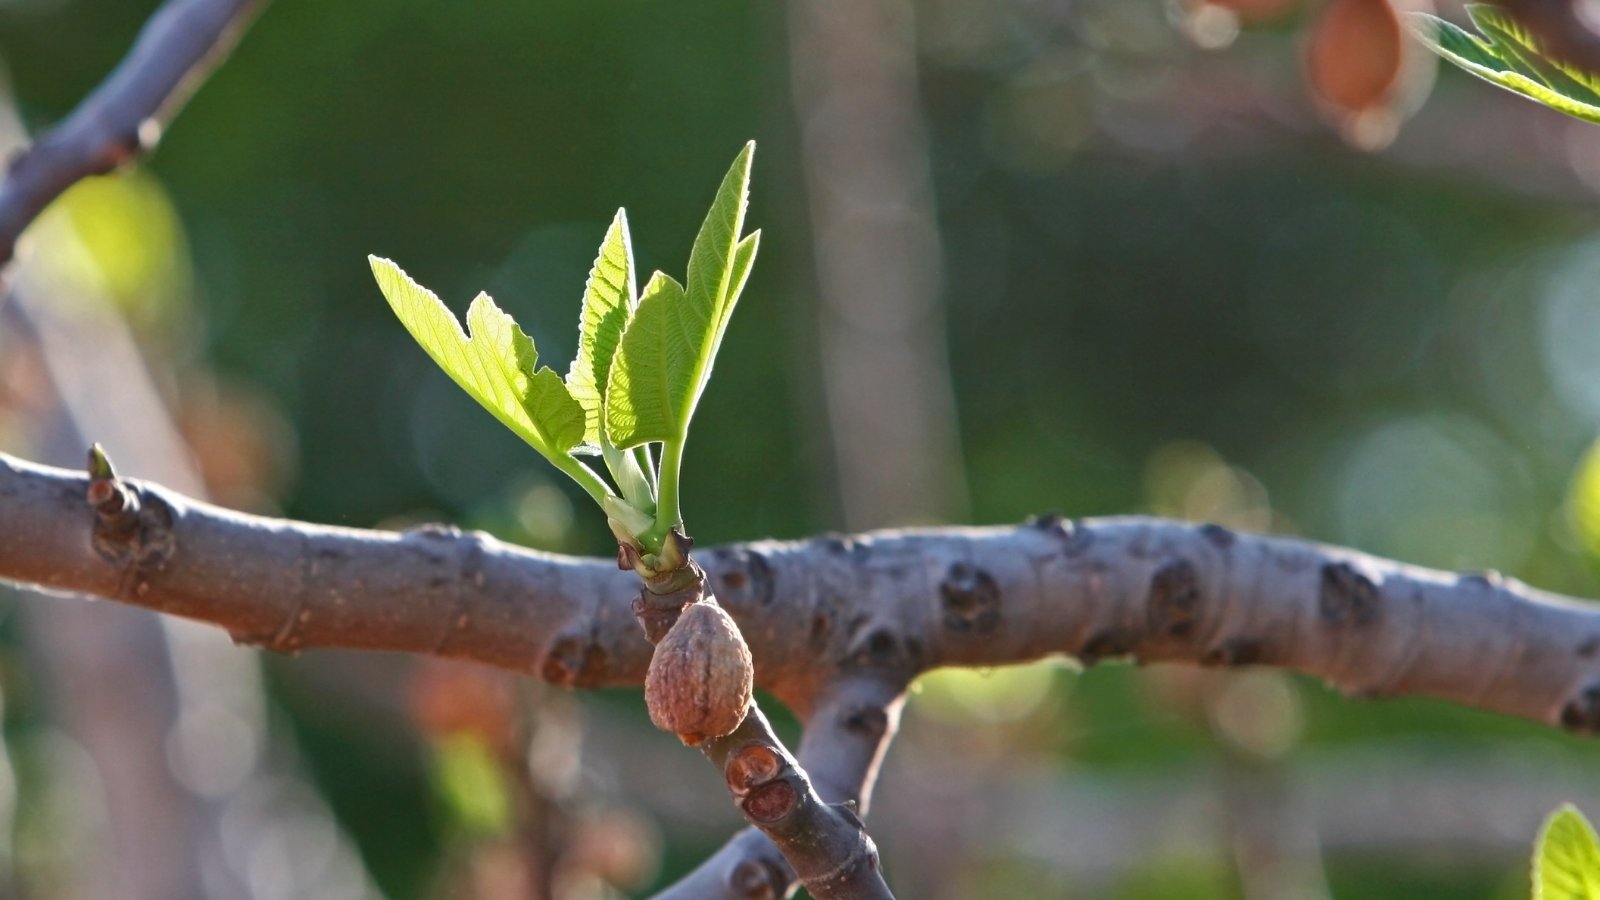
[0,0,268,266]
[623,537,897,897]
[693,705,893,899]
[623,542,895,898]
[656,677,907,899]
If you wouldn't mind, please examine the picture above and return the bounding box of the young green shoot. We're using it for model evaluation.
[369,143,760,556]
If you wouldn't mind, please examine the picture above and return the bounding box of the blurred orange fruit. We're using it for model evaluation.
[1307,0,1404,113]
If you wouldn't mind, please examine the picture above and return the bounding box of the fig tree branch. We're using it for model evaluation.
[13,450,1600,896]
[0,0,267,266]
[625,546,893,898]
[685,704,892,899]
[6,449,1600,734]
[655,676,908,900]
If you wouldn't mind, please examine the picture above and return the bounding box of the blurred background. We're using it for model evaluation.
[2,0,1600,896]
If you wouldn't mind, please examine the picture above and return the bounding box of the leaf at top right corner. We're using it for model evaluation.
[1535,805,1600,900]
[1407,10,1600,125]
[1463,4,1600,106]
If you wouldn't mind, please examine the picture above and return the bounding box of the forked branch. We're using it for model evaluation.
[625,544,894,898]
[657,677,908,899]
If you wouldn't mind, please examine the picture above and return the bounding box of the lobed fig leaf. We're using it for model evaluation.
[370,256,586,459]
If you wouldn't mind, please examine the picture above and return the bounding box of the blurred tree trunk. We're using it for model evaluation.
[789,0,969,529]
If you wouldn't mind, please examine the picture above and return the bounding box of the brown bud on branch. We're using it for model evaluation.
[644,598,754,745]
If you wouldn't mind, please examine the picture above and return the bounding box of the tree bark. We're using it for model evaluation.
[0,0,267,266]
[5,452,1599,736]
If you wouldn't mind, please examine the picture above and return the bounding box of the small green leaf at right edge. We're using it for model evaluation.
[1409,11,1600,125]
[1534,804,1600,899]
[1464,5,1600,107]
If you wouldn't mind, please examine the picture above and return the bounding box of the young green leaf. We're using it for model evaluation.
[1409,11,1600,124]
[1464,5,1600,106]
[724,231,761,340]
[369,256,587,459]
[1535,804,1600,900]
[605,271,691,448]
[605,142,757,450]
[567,209,636,449]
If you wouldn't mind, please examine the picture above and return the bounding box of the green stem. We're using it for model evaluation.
[553,454,614,509]
[603,442,656,511]
[644,438,685,550]
[632,443,657,488]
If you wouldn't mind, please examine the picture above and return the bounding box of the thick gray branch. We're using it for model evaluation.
[5,451,1600,736]
[0,0,267,265]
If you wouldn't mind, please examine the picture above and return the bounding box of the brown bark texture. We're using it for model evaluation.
[8,451,1600,732]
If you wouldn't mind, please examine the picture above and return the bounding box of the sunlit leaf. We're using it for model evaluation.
[1535,805,1600,899]
[567,209,636,449]
[1464,5,1600,106]
[1409,12,1600,124]
[684,144,756,392]
[605,143,758,449]
[605,271,690,447]
[370,256,586,458]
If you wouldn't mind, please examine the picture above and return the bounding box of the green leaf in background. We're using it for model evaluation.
[432,735,512,837]
[604,142,758,451]
[1409,10,1600,124]
[567,209,636,449]
[1566,438,1600,562]
[369,256,587,459]
[1534,804,1600,899]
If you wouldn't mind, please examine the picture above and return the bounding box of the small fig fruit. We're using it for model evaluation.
[645,598,754,745]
